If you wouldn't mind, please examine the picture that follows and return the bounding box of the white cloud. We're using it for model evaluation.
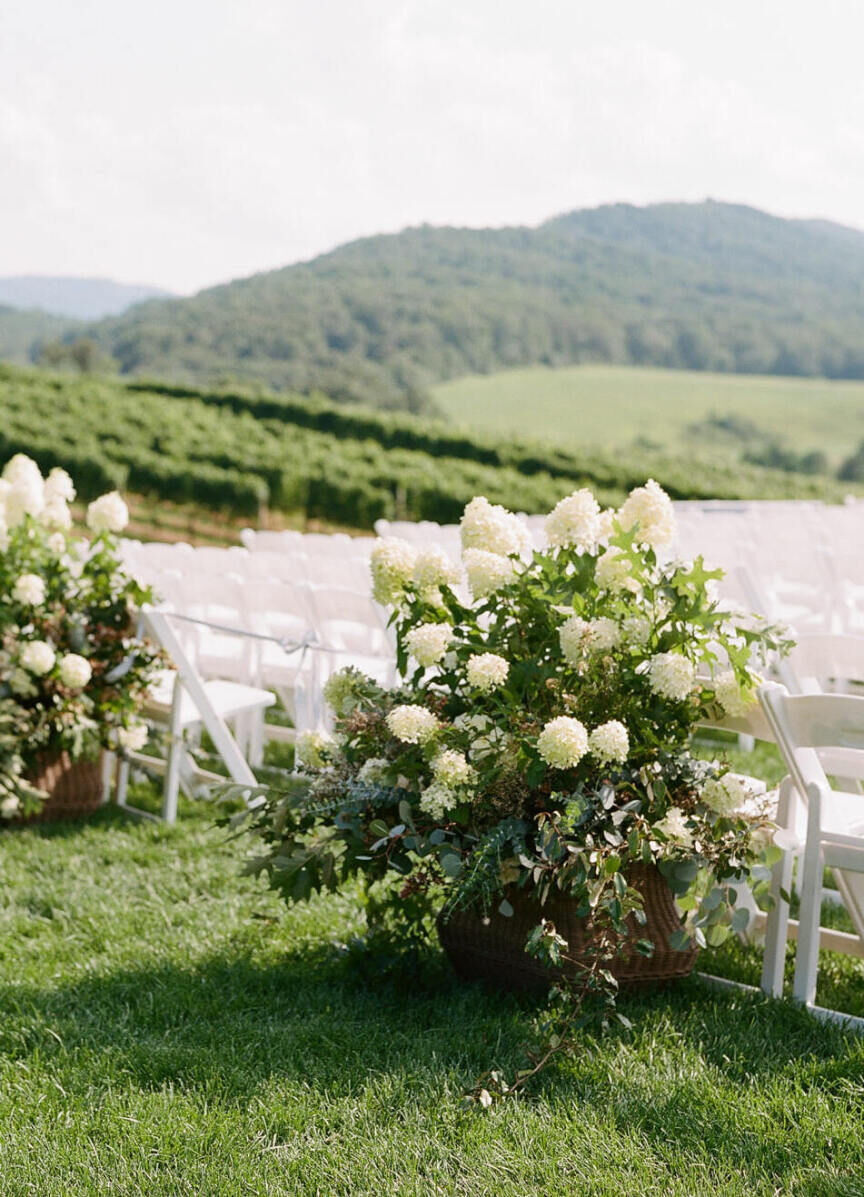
[1,0,863,292]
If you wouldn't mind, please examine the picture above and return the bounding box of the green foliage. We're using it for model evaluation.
[35,201,864,409]
[0,365,855,535]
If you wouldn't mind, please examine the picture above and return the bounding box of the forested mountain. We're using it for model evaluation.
[0,276,172,320]
[15,202,864,409]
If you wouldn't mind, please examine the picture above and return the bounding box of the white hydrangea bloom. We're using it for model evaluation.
[622,615,652,646]
[559,615,620,663]
[20,640,56,676]
[595,507,618,542]
[412,547,461,594]
[588,720,630,764]
[431,749,474,788]
[702,774,747,816]
[545,488,601,550]
[44,467,76,503]
[86,491,129,534]
[653,806,694,848]
[537,715,589,769]
[117,722,149,752]
[713,669,756,718]
[296,729,333,770]
[404,622,451,668]
[590,617,621,651]
[460,496,528,557]
[462,547,515,598]
[9,668,37,697]
[12,573,45,606]
[1,795,20,818]
[323,667,366,718]
[2,454,43,490]
[419,780,458,820]
[386,704,438,744]
[357,757,390,785]
[59,653,92,689]
[595,546,639,594]
[3,467,45,526]
[369,537,417,605]
[465,652,509,692]
[0,510,9,553]
[618,479,676,548]
[41,498,72,530]
[648,652,695,701]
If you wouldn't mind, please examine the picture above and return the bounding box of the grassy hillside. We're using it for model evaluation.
[434,364,864,472]
[0,365,856,536]
[27,201,864,411]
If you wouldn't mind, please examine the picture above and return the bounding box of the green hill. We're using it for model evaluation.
[0,305,79,364]
[37,200,864,411]
[433,364,864,472]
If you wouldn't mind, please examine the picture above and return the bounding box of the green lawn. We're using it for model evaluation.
[433,364,864,468]
[2,767,864,1195]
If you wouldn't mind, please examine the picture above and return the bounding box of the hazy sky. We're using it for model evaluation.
[2,0,863,294]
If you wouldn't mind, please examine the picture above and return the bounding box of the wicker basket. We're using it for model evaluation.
[11,752,105,826]
[436,863,697,993]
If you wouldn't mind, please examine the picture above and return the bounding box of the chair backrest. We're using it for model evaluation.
[782,634,864,695]
[758,685,864,798]
[141,607,256,786]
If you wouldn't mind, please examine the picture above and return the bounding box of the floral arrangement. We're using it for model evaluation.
[0,455,160,819]
[228,480,789,1095]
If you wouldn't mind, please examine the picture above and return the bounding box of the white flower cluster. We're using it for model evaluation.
[559,615,620,664]
[419,781,458,820]
[647,652,695,701]
[537,716,589,769]
[594,546,639,594]
[357,757,390,785]
[2,455,45,528]
[20,640,55,676]
[462,547,515,599]
[116,722,149,752]
[701,773,747,816]
[412,547,461,597]
[460,496,528,557]
[622,615,652,647]
[86,490,129,534]
[465,652,509,692]
[618,479,676,548]
[59,653,92,689]
[296,730,333,770]
[545,488,601,550]
[653,806,694,848]
[588,720,630,764]
[12,573,45,606]
[386,704,438,744]
[323,667,366,718]
[404,622,451,668]
[370,537,417,605]
[713,669,756,718]
[432,749,474,788]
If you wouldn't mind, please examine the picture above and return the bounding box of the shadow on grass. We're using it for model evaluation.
[2,932,861,1101]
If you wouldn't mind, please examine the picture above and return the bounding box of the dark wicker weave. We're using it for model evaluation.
[11,752,104,825]
[437,863,698,993]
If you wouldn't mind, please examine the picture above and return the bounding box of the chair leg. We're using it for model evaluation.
[101,751,117,804]
[761,776,793,998]
[162,681,185,825]
[116,758,130,807]
[793,839,823,1008]
[248,709,264,768]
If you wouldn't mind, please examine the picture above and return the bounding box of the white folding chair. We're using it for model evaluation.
[240,579,320,730]
[113,608,275,823]
[758,685,864,1025]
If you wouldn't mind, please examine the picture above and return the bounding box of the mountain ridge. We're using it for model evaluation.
[6,201,864,410]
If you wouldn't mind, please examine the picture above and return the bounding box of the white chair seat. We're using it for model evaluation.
[145,674,275,727]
